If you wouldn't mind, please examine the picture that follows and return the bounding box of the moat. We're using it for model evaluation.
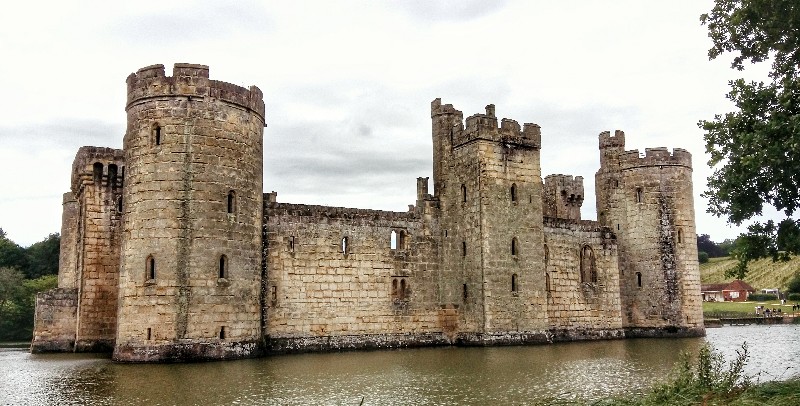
[4,325,799,405]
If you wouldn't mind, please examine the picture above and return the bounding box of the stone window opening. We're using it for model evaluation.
[219,326,226,340]
[544,244,550,269]
[108,164,118,189]
[511,237,519,256]
[511,183,517,202]
[146,328,152,340]
[146,255,155,281]
[227,190,236,214]
[635,187,643,203]
[511,273,518,293]
[390,229,405,250]
[218,255,228,279]
[545,273,551,296]
[270,286,278,306]
[116,196,123,214]
[462,283,468,301]
[391,277,409,301]
[580,245,597,283]
[289,236,295,253]
[461,184,467,203]
[92,162,103,184]
[341,236,349,255]
[462,241,467,257]
[677,228,683,244]
[120,166,125,188]
[636,272,642,288]
[154,124,162,146]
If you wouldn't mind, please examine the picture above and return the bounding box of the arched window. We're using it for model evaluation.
[390,230,398,249]
[341,236,349,254]
[510,183,517,202]
[219,326,226,340]
[392,279,399,296]
[219,255,228,279]
[636,272,642,288]
[400,279,407,299]
[227,190,236,214]
[511,237,518,256]
[461,184,467,202]
[288,236,295,253]
[154,124,162,146]
[635,187,643,203]
[116,196,123,213]
[511,273,518,293]
[146,255,155,280]
[93,162,103,184]
[580,245,596,283]
[677,228,683,243]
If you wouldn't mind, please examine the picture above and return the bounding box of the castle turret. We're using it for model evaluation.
[543,174,584,221]
[114,63,266,361]
[433,100,547,343]
[595,132,703,337]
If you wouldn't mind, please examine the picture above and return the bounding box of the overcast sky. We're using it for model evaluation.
[0,0,773,247]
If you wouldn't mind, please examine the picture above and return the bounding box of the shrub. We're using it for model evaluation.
[788,293,800,301]
[748,293,777,302]
[698,251,710,264]
[787,272,800,294]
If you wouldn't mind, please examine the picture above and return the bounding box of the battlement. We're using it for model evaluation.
[543,174,584,221]
[433,100,540,149]
[126,63,265,122]
[599,130,626,149]
[619,147,692,170]
[70,146,125,193]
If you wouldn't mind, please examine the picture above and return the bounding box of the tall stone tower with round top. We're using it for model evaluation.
[113,63,266,361]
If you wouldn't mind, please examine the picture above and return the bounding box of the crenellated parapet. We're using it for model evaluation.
[543,174,584,221]
[619,147,692,170]
[70,146,125,194]
[432,99,540,149]
[126,63,265,123]
[599,130,626,150]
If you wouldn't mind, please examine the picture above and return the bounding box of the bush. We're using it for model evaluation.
[748,293,778,302]
[699,251,710,264]
[788,293,800,301]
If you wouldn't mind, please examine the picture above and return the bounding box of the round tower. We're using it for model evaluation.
[596,135,703,337]
[114,63,266,361]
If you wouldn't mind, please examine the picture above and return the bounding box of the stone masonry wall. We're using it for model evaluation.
[115,63,265,361]
[31,288,78,353]
[264,200,445,352]
[543,218,623,340]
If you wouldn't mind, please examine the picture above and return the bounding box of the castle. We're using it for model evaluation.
[32,63,704,362]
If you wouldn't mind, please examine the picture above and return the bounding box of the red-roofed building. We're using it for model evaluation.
[701,280,756,302]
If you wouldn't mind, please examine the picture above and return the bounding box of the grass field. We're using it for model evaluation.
[700,256,800,291]
[702,300,800,318]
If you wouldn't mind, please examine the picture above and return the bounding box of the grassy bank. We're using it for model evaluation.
[700,256,800,291]
[703,300,800,318]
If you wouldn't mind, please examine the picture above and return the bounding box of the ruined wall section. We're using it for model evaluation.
[596,132,704,337]
[543,219,623,340]
[116,63,265,361]
[264,196,444,352]
[31,288,78,352]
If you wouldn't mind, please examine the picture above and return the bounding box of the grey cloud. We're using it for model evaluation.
[0,119,123,150]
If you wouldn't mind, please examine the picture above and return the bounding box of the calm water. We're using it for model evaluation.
[2,325,799,405]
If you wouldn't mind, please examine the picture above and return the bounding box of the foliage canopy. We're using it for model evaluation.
[700,0,800,277]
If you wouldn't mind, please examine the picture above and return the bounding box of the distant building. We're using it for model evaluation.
[701,280,755,302]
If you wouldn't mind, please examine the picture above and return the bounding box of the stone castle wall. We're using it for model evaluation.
[32,64,704,361]
[264,199,447,352]
[114,64,265,361]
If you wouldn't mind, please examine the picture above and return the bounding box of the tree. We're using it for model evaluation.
[0,232,27,271]
[24,233,60,279]
[697,234,726,258]
[700,1,800,276]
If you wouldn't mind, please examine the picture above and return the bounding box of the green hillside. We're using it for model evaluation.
[699,256,800,291]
